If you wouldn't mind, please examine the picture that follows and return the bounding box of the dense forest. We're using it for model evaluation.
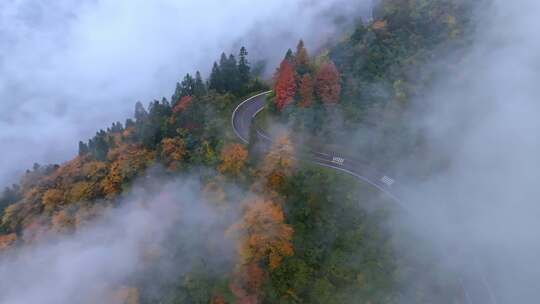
[0,0,479,303]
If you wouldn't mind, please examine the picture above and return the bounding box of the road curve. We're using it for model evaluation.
[231,91,498,304]
[232,91,401,204]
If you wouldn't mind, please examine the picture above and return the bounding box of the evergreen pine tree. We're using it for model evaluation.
[172,82,182,105]
[180,73,195,97]
[284,48,295,64]
[238,47,251,94]
[209,62,222,92]
[78,141,89,156]
[194,71,207,97]
[295,40,311,75]
[227,54,240,93]
[134,101,148,123]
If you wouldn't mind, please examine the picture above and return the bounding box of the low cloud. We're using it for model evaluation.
[0,0,370,187]
[393,0,540,302]
[0,175,238,304]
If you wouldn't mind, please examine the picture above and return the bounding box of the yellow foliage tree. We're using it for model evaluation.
[160,137,186,170]
[228,197,294,303]
[42,188,65,213]
[51,210,76,233]
[234,198,294,269]
[66,181,93,203]
[219,143,248,176]
[0,233,17,251]
[260,134,295,192]
[102,163,124,198]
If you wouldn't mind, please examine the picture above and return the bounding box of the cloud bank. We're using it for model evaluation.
[0,0,370,187]
[0,176,237,304]
[396,0,540,302]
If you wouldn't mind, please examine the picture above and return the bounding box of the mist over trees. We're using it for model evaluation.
[0,0,521,303]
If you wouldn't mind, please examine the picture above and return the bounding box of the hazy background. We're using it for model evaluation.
[396,0,540,302]
[0,176,239,304]
[0,0,371,188]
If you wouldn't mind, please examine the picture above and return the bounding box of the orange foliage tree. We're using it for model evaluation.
[42,188,65,213]
[261,134,295,193]
[229,197,294,303]
[173,95,193,113]
[51,210,76,233]
[211,295,227,304]
[160,137,186,170]
[315,61,341,105]
[219,143,248,176]
[273,59,297,111]
[0,233,17,251]
[102,163,123,198]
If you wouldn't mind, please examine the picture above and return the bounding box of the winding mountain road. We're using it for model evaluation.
[231,91,498,304]
[232,91,401,203]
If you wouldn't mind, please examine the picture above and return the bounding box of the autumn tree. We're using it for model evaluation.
[0,233,17,251]
[273,60,297,111]
[315,61,341,105]
[299,74,314,107]
[173,95,193,113]
[237,198,294,268]
[42,188,65,213]
[51,209,76,233]
[219,143,248,176]
[229,197,294,303]
[160,137,186,170]
[261,134,295,192]
[211,295,227,304]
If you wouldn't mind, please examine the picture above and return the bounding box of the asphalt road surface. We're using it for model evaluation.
[231,91,498,304]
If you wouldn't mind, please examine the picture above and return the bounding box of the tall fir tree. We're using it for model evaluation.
[284,48,295,64]
[295,40,311,75]
[194,71,207,97]
[238,46,251,93]
[134,101,148,123]
[78,141,89,156]
[180,74,195,98]
[209,62,222,92]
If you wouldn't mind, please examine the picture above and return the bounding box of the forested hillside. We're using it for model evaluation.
[0,1,479,303]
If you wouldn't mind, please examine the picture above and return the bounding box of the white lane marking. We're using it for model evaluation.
[256,129,272,141]
[231,90,272,143]
[252,106,265,118]
[312,158,401,204]
[314,151,331,157]
[332,157,345,165]
[381,176,395,186]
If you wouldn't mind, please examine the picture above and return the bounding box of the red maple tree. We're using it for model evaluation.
[315,61,341,105]
[273,59,297,111]
[173,95,193,113]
